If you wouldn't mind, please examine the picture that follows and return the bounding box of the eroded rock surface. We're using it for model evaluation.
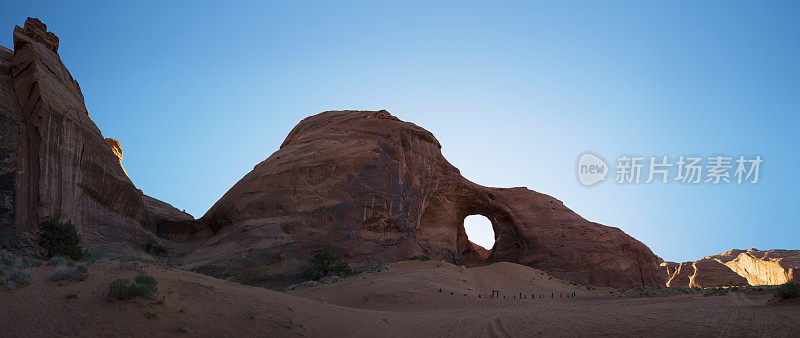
[666,262,694,287]
[1,18,203,256]
[191,110,665,288]
[722,249,799,285]
[664,249,799,287]
[689,258,748,288]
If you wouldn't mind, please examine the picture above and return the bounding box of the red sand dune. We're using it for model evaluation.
[1,260,798,337]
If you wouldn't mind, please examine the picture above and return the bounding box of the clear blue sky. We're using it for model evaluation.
[3,1,798,262]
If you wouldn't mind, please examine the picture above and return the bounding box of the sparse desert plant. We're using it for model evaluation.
[117,259,143,271]
[4,267,32,291]
[50,265,87,282]
[1,252,19,270]
[302,249,352,281]
[65,290,80,299]
[409,255,431,261]
[38,217,85,261]
[1,252,42,270]
[773,281,800,300]
[46,256,76,267]
[135,273,158,290]
[144,312,158,319]
[107,273,158,300]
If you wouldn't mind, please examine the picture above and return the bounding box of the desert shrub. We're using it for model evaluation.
[135,273,157,289]
[703,287,729,296]
[409,255,431,261]
[4,267,32,291]
[38,218,85,260]
[108,273,158,300]
[302,249,352,281]
[1,252,17,267]
[117,258,143,271]
[774,281,800,300]
[46,256,76,267]
[1,252,42,270]
[50,265,87,282]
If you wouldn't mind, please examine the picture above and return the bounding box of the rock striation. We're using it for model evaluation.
[0,18,205,256]
[664,249,799,287]
[189,110,665,288]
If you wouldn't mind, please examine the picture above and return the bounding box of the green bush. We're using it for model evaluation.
[774,281,800,300]
[108,273,158,300]
[409,255,431,261]
[302,249,352,281]
[38,218,85,261]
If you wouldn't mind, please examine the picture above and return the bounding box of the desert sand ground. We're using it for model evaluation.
[1,259,798,337]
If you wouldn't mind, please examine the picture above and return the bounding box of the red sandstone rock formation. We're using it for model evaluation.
[8,18,794,291]
[720,249,799,285]
[0,18,200,256]
[689,258,748,288]
[187,110,665,288]
[666,262,694,287]
[660,261,679,283]
[664,249,799,287]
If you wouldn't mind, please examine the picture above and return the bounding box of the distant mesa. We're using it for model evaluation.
[664,249,800,288]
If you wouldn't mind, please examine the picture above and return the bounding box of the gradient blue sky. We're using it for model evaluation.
[2,1,798,262]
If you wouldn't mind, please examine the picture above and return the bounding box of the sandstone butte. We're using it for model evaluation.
[0,18,796,289]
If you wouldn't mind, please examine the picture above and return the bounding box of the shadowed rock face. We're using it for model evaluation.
[0,18,202,256]
[192,110,665,288]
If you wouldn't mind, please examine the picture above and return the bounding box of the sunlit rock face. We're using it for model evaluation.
[191,110,665,288]
[664,249,799,287]
[666,262,694,287]
[0,18,206,256]
[689,258,748,288]
[722,249,800,285]
[660,261,679,283]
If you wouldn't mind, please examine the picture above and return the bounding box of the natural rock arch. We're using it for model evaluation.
[415,185,526,267]
[194,110,665,288]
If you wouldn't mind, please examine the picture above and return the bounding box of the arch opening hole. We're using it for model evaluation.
[464,214,495,250]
